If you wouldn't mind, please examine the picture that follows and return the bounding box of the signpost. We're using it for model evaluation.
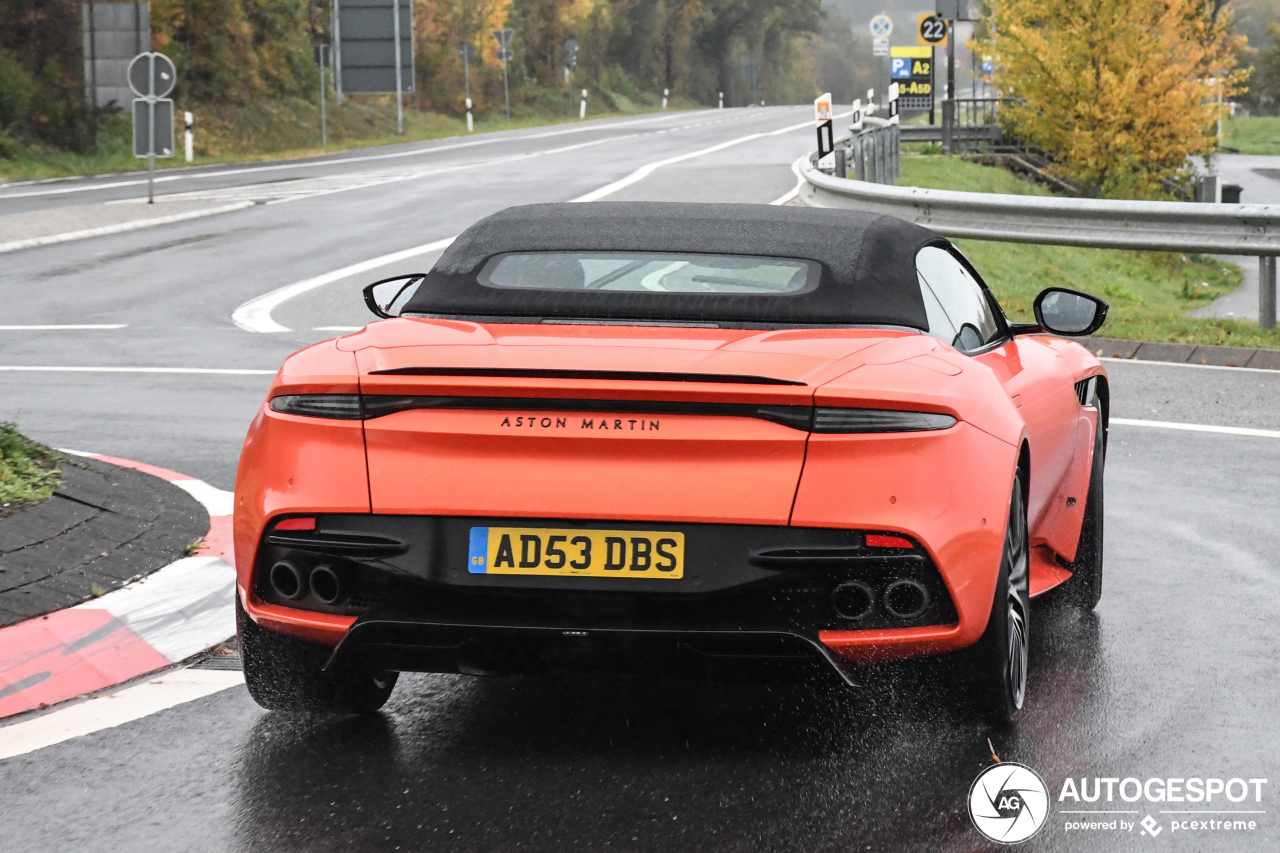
[127,51,175,204]
[564,38,578,116]
[814,92,834,172]
[869,15,893,104]
[315,44,330,146]
[331,0,414,131]
[494,28,513,122]
[890,46,934,113]
[873,38,889,57]
[459,42,474,131]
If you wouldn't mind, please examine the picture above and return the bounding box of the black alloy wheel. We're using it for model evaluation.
[237,598,397,714]
[1062,419,1105,610]
[960,478,1031,726]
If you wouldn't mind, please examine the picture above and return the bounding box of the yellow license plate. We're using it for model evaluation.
[468,527,684,579]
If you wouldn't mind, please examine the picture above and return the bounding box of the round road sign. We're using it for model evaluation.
[870,14,893,39]
[127,52,176,99]
[919,15,947,45]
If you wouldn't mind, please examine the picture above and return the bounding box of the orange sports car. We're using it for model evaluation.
[233,202,1109,723]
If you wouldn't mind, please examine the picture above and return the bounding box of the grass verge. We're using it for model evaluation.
[0,423,62,516]
[0,92,699,182]
[1221,116,1280,156]
[899,155,1279,349]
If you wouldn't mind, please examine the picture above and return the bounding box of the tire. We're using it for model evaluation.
[1061,419,1104,610]
[960,478,1031,726]
[237,598,397,713]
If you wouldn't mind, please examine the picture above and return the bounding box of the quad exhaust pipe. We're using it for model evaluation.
[883,579,930,620]
[309,565,342,605]
[269,560,307,600]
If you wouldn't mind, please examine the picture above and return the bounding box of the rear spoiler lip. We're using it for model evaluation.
[366,366,807,386]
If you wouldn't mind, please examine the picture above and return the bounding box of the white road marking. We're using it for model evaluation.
[0,108,772,200]
[1112,417,1280,439]
[234,112,823,333]
[769,154,808,205]
[0,669,244,761]
[232,237,456,333]
[1100,356,1278,375]
[569,114,823,203]
[0,365,275,375]
[0,201,254,254]
[0,324,126,330]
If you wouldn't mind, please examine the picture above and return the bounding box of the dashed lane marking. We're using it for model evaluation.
[1112,417,1280,439]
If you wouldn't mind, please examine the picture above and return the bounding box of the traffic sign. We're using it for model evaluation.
[127,52,176,99]
[493,28,513,48]
[890,46,934,111]
[873,37,889,57]
[869,14,892,38]
[918,13,947,47]
[133,98,174,158]
[496,48,514,61]
[458,42,474,61]
[565,37,579,69]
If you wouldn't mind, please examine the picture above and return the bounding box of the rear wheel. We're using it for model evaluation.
[1061,420,1104,610]
[237,598,397,713]
[960,479,1030,726]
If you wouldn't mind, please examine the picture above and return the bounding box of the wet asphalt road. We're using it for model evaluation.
[2,111,1280,851]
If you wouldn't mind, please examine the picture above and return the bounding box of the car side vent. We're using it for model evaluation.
[1075,377,1098,407]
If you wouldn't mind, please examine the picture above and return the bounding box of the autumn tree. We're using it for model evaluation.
[981,0,1246,197]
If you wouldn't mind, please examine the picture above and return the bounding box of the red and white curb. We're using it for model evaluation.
[0,453,238,722]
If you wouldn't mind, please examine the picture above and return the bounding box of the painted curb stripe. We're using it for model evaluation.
[0,453,235,720]
[0,669,245,761]
[1111,417,1280,439]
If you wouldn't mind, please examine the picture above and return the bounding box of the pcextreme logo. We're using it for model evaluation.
[968,762,1050,844]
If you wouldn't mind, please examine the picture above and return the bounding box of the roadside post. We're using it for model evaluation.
[459,42,474,131]
[493,29,514,122]
[935,1,972,153]
[814,92,834,174]
[1262,258,1278,331]
[917,13,945,125]
[888,82,900,125]
[580,89,588,119]
[392,0,403,134]
[314,44,330,146]
[851,98,863,132]
[718,91,724,109]
[127,51,176,204]
[183,110,193,161]
[866,88,875,114]
[564,38,579,116]
[870,14,892,101]
[663,88,669,109]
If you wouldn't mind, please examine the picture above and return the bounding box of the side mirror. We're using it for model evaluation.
[363,274,425,318]
[1032,287,1108,336]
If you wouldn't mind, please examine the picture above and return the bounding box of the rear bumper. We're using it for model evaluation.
[240,515,981,678]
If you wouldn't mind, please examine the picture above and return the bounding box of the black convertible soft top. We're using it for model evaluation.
[403,202,942,329]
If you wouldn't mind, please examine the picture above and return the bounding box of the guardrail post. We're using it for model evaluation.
[941,100,954,155]
[834,146,846,180]
[891,124,900,184]
[1262,256,1277,331]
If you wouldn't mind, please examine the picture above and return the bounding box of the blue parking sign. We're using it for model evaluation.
[891,58,911,79]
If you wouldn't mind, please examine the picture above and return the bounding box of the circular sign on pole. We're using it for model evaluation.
[869,14,893,39]
[918,14,947,46]
[127,52,176,99]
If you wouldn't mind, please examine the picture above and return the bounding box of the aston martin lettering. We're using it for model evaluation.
[497,416,660,431]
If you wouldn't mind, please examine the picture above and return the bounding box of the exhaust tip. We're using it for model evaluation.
[831,581,874,620]
[309,565,342,605]
[269,560,306,601]
[883,579,930,620]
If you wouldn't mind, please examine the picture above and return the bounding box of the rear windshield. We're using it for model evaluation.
[478,252,818,295]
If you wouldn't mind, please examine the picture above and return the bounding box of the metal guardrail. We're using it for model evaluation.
[834,118,900,185]
[798,161,1280,329]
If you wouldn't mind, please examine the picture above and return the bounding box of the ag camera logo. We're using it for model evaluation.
[969,763,1050,844]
